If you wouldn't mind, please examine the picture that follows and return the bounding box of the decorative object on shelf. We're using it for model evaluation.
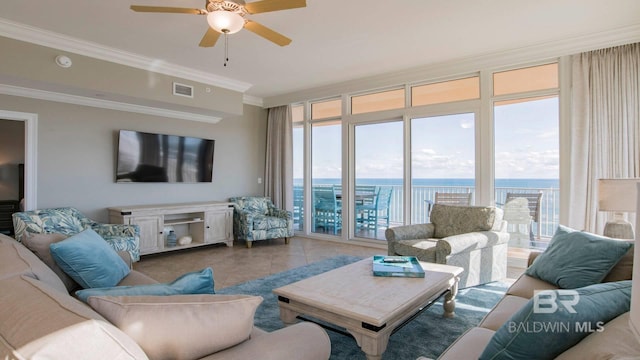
[178,235,192,246]
[166,230,177,247]
[598,178,640,239]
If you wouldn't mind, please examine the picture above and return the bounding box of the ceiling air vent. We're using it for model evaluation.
[173,82,194,98]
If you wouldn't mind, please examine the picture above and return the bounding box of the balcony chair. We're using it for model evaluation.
[229,196,293,248]
[12,207,140,261]
[504,191,543,240]
[426,191,473,215]
[358,186,393,232]
[312,186,342,234]
[385,204,509,288]
[502,197,532,247]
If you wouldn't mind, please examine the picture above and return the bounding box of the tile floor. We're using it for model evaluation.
[133,237,526,290]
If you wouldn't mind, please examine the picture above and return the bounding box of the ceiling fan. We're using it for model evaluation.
[130,0,306,48]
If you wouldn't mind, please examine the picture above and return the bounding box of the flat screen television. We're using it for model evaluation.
[116,130,215,183]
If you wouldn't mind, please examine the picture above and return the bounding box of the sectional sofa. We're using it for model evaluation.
[432,226,639,360]
[0,233,330,359]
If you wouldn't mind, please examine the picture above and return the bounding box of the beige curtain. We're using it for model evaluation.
[264,105,293,211]
[568,43,640,233]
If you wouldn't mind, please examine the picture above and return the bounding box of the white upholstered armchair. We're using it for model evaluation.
[385,204,509,288]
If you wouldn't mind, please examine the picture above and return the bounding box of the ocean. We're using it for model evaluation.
[298,178,559,189]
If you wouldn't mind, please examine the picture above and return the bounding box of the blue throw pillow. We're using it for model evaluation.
[480,280,632,360]
[49,228,130,289]
[525,225,631,288]
[76,267,215,303]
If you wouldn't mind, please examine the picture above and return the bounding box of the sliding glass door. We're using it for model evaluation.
[353,121,403,240]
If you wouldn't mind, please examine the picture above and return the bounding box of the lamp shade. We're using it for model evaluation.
[206,11,245,34]
[598,178,640,212]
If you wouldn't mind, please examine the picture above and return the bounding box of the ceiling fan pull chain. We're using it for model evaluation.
[224,32,229,67]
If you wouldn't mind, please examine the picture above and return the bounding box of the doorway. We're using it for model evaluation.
[0,111,38,213]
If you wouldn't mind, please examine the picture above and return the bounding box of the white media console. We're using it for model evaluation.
[108,201,234,256]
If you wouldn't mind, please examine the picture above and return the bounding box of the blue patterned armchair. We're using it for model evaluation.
[229,196,293,248]
[12,207,140,261]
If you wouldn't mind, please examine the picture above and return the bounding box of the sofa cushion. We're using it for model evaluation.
[76,267,215,303]
[555,312,640,360]
[602,245,634,282]
[505,273,559,299]
[430,205,496,238]
[479,295,530,331]
[9,319,149,360]
[479,280,632,360]
[0,275,114,353]
[50,228,131,289]
[525,225,631,289]
[88,294,263,360]
[0,240,67,294]
[437,327,496,360]
[392,239,437,262]
[21,231,79,291]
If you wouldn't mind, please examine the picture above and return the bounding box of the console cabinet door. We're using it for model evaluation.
[204,209,232,244]
[132,216,163,254]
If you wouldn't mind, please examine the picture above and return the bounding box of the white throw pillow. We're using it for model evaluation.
[88,294,263,360]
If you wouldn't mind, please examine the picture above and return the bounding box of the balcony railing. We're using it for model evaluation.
[296,184,560,239]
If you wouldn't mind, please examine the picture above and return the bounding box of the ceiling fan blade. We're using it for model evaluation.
[199,27,222,47]
[244,20,292,46]
[130,5,204,15]
[244,0,306,14]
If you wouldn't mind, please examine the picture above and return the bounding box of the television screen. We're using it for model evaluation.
[116,130,215,183]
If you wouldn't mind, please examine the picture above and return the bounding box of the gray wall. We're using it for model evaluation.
[0,94,267,222]
[0,119,25,200]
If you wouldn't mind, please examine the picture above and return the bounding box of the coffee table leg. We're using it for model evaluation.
[279,307,300,325]
[443,278,459,318]
[348,330,389,360]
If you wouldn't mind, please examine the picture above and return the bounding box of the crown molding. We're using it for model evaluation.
[263,24,640,107]
[0,84,223,123]
[0,18,254,95]
[242,94,263,107]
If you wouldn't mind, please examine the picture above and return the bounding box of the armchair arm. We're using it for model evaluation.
[232,211,257,240]
[384,223,435,241]
[90,223,141,262]
[268,208,292,219]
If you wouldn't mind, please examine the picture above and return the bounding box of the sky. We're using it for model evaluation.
[294,97,559,180]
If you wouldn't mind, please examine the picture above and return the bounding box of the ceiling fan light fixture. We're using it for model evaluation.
[207,11,245,34]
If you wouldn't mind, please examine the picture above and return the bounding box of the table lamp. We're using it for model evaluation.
[598,178,640,239]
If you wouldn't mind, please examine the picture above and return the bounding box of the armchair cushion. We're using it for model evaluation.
[430,204,498,238]
[525,225,632,289]
[50,229,131,289]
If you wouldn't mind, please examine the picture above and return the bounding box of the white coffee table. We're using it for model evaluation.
[272,257,463,360]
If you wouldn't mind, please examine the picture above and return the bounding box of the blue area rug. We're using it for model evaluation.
[217,255,509,360]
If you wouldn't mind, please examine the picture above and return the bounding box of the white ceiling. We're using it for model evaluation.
[1,0,640,102]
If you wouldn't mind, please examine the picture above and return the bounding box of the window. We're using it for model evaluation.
[411,113,476,223]
[311,121,342,235]
[354,121,403,239]
[351,89,405,114]
[412,77,480,106]
[311,99,341,119]
[493,63,558,96]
